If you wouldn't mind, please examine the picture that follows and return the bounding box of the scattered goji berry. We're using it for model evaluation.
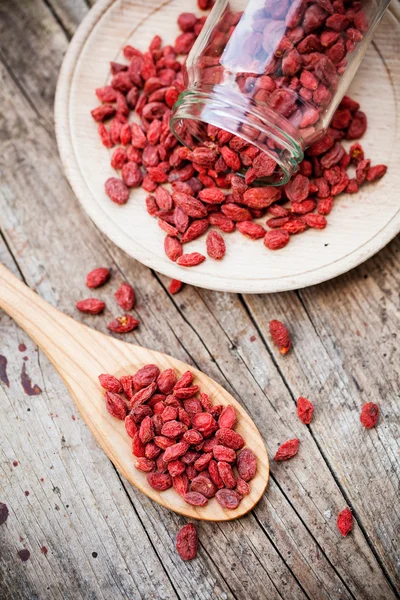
[337,507,353,536]
[114,282,135,311]
[269,320,291,355]
[360,402,379,429]
[107,315,140,333]
[274,438,300,461]
[76,298,106,314]
[297,397,314,424]
[176,523,198,561]
[86,267,110,288]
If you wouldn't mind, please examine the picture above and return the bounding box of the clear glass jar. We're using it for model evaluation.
[170,0,390,185]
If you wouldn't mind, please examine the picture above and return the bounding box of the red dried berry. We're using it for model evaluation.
[264,229,290,250]
[98,374,123,393]
[236,448,257,482]
[173,473,189,496]
[236,478,250,496]
[169,279,183,295]
[147,472,172,491]
[114,283,135,311]
[217,461,236,489]
[176,523,198,561]
[215,488,242,510]
[76,298,106,314]
[274,438,300,461]
[297,396,314,424]
[218,405,236,429]
[337,508,353,536]
[135,457,155,472]
[176,253,206,267]
[215,428,244,450]
[236,221,265,240]
[269,320,291,355]
[360,402,379,429]
[125,415,138,438]
[206,231,226,260]
[132,432,146,457]
[183,491,208,506]
[107,315,140,333]
[105,177,130,205]
[105,391,128,420]
[86,267,110,288]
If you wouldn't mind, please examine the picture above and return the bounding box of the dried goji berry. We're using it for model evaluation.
[105,391,128,420]
[236,448,256,481]
[99,374,123,393]
[269,320,291,354]
[213,445,236,462]
[176,253,206,267]
[164,235,183,262]
[107,315,140,333]
[297,396,314,424]
[366,165,387,182]
[147,472,172,490]
[183,491,208,506]
[76,298,106,314]
[86,267,110,288]
[215,488,242,509]
[218,405,236,429]
[105,177,129,204]
[176,523,198,561]
[125,414,138,438]
[169,279,183,295]
[173,473,189,496]
[215,428,244,450]
[164,441,190,462]
[360,402,379,429]
[114,283,135,311]
[337,507,353,536]
[274,438,300,461]
[217,461,236,489]
[206,231,226,260]
[264,229,290,250]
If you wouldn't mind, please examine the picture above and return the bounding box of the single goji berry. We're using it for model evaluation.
[105,391,128,420]
[274,438,300,461]
[215,488,242,509]
[176,523,198,561]
[337,507,353,536]
[114,283,135,311]
[107,315,140,333]
[99,374,123,393]
[297,396,314,424]
[269,320,291,354]
[206,231,226,260]
[76,298,106,314]
[176,253,206,267]
[360,402,379,429]
[86,267,110,288]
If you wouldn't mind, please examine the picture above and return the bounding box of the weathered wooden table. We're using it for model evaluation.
[0,1,399,599]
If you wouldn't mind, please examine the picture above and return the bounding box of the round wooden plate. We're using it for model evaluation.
[55,0,400,294]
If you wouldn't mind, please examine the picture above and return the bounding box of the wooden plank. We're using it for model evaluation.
[0,0,398,598]
[243,242,400,588]
[45,0,90,37]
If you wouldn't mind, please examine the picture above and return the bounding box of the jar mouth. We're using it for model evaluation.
[170,87,304,186]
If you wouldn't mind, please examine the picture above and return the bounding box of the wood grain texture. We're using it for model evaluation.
[0,263,270,521]
[54,0,400,293]
[0,0,399,598]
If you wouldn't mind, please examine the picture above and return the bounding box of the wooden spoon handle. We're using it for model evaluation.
[0,263,101,378]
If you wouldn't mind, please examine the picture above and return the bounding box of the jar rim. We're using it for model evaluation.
[170,87,304,186]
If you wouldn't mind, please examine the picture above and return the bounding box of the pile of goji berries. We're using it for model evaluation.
[100,365,257,511]
[91,3,387,265]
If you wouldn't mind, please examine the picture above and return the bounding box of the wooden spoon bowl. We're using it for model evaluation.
[0,264,269,520]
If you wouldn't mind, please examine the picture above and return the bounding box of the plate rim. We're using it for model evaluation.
[55,0,400,294]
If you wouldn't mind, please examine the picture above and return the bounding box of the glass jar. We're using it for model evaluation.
[170,0,390,185]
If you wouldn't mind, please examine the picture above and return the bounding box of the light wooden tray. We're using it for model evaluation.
[55,0,400,294]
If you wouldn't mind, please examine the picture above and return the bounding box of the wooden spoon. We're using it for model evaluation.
[0,264,269,520]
